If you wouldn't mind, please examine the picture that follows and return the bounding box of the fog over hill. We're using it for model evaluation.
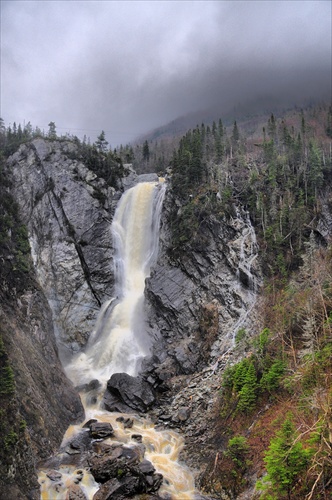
[1,0,331,145]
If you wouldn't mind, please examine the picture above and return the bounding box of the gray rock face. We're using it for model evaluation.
[144,187,262,379]
[121,167,159,191]
[8,139,117,360]
[0,284,84,497]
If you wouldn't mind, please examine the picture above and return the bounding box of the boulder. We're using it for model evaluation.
[116,416,134,428]
[66,429,93,453]
[89,445,142,483]
[93,477,140,500]
[90,448,163,499]
[103,373,156,413]
[66,483,88,500]
[89,421,114,439]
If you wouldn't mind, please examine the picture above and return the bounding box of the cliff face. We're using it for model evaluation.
[145,187,261,377]
[142,187,263,473]
[2,137,120,498]
[0,288,84,499]
[8,138,117,362]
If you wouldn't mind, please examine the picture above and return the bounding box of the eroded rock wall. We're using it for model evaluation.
[6,141,264,495]
[0,288,84,499]
[145,186,262,379]
[8,138,117,361]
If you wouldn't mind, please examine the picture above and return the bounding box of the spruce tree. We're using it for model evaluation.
[95,130,108,152]
[237,361,257,413]
[258,414,312,499]
[232,121,240,143]
[326,106,332,138]
[143,140,150,161]
[48,121,56,139]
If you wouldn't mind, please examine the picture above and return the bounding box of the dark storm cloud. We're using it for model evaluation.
[1,0,331,145]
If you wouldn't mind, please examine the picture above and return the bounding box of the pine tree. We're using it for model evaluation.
[258,414,312,499]
[237,361,257,413]
[233,358,250,392]
[143,140,150,161]
[267,113,277,140]
[232,121,240,143]
[95,130,108,152]
[48,121,56,139]
[326,106,332,138]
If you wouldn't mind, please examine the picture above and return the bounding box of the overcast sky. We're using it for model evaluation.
[1,0,331,145]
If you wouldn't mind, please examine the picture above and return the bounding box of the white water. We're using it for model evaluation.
[232,208,259,343]
[236,209,258,292]
[39,181,196,499]
[66,181,166,387]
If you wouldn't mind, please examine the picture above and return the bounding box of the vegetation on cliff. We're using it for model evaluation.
[198,243,332,499]
[163,104,332,499]
[168,105,332,273]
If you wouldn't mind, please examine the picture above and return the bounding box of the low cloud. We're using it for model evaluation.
[1,0,331,145]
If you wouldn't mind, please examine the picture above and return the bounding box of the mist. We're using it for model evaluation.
[1,0,331,145]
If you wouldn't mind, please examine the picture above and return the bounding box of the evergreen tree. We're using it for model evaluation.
[267,113,277,140]
[232,121,240,143]
[237,361,258,413]
[143,140,150,161]
[308,140,323,197]
[23,122,33,139]
[231,120,240,155]
[48,121,56,139]
[17,124,23,140]
[95,130,108,152]
[0,118,5,150]
[258,414,312,499]
[326,106,332,138]
[233,358,250,392]
[218,118,224,137]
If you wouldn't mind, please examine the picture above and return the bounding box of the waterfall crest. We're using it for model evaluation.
[66,181,166,387]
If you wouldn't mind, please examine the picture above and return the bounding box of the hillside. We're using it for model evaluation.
[118,101,330,178]
[159,102,332,499]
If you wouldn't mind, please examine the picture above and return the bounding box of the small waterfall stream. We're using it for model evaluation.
[231,208,259,342]
[38,181,196,499]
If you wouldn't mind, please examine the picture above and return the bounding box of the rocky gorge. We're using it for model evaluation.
[7,131,330,498]
[0,136,264,499]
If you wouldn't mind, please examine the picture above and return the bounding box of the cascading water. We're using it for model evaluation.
[66,181,166,387]
[231,208,259,342]
[236,211,258,293]
[39,181,196,499]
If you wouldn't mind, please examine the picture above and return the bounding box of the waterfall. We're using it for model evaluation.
[66,181,166,388]
[236,210,258,292]
[231,208,260,343]
[39,180,196,499]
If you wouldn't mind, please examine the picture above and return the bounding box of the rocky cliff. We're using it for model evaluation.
[8,138,118,362]
[141,187,263,474]
[0,286,84,499]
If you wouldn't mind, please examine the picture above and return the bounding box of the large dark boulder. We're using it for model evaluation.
[89,421,114,439]
[92,477,141,500]
[103,373,156,413]
[90,443,163,498]
[89,444,142,483]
